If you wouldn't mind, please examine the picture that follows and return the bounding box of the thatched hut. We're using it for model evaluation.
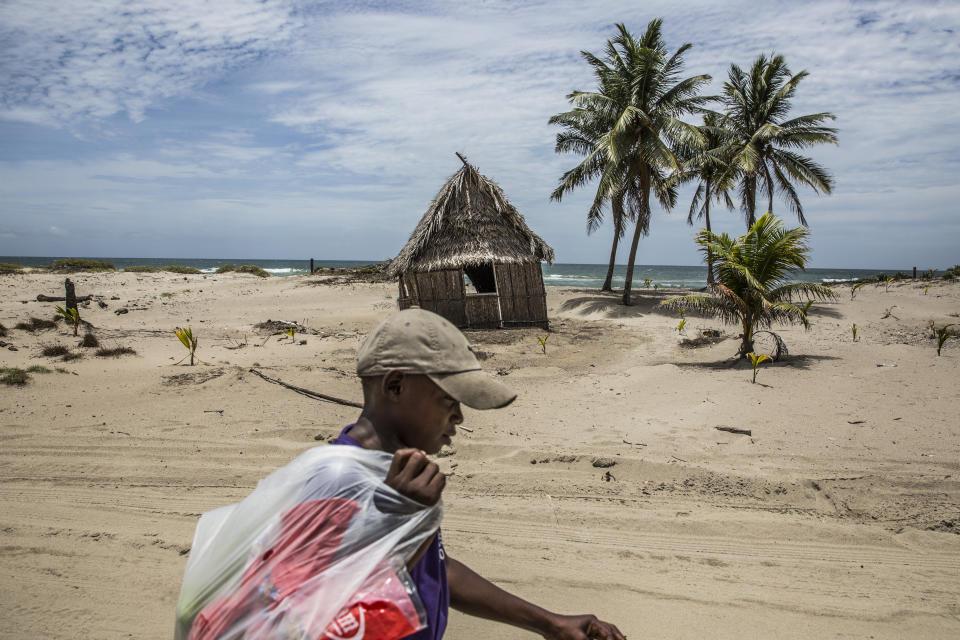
[388,153,555,329]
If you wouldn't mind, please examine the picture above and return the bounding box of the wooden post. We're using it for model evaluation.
[64,278,77,313]
[310,258,314,274]
[912,266,917,278]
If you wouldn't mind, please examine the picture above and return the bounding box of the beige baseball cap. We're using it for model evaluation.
[357,308,516,410]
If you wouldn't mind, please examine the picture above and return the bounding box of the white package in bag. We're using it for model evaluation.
[175,445,442,640]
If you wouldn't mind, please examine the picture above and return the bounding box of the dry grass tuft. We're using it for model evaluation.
[41,344,70,357]
[15,317,57,332]
[80,333,100,348]
[95,345,137,357]
[1,368,29,385]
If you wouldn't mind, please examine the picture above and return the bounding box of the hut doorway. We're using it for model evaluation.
[463,263,502,329]
[464,263,497,293]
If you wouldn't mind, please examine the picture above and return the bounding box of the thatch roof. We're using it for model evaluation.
[387,154,555,276]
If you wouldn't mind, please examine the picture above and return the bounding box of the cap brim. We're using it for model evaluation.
[428,370,517,410]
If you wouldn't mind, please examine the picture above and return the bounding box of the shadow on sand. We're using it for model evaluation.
[558,288,696,319]
[674,353,842,371]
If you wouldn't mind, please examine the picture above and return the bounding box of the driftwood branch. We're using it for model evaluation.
[37,294,93,302]
[715,426,752,437]
[248,369,362,408]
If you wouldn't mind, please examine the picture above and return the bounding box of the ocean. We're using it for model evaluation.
[1,256,910,289]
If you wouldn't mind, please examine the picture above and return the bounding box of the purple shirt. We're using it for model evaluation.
[331,425,449,640]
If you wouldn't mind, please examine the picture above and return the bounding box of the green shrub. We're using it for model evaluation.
[80,333,99,348]
[236,265,270,278]
[0,368,29,386]
[123,265,161,273]
[96,345,136,357]
[943,265,960,280]
[49,258,115,272]
[216,264,270,277]
[162,265,202,275]
[0,262,24,274]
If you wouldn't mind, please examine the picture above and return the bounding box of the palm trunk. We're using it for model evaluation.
[763,160,774,216]
[621,169,650,306]
[745,175,757,227]
[601,229,619,291]
[602,193,626,291]
[704,181,714,286]
[739,316,754,357]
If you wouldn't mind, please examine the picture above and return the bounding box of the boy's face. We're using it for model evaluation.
[393,374,463,454]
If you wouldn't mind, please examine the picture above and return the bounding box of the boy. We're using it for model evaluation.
[335,308,625,640]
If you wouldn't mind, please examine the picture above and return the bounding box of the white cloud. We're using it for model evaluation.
[0,0,301,126]
[0,0,958,266]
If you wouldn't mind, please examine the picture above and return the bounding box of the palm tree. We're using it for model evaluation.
[721,54,838,227]
[676,112,738,284]
[659,213,836,357]
[550,95,633,291]
[551,20,712,305]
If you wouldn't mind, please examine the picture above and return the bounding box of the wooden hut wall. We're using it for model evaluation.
[494,262,548,327]
[399,269,467,327]
[464,293,501,329]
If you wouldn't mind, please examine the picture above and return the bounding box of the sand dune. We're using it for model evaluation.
[1,271,958,639]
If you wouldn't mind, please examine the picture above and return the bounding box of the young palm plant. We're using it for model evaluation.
[660,213,836,357]
[55,305,81,337]
[175,327,199,366]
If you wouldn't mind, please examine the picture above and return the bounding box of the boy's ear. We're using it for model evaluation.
[382,370,405,402]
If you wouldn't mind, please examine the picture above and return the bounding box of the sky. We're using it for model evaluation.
[1,0,958,269]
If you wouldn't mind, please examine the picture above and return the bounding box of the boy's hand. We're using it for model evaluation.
[386,448,445,506]
[544,614,626,640]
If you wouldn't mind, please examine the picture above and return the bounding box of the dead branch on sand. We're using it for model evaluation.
[248,369,362,408]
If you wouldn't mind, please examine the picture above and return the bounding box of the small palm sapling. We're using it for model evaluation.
[537,334,550,355]
[851,323,858,342]
[747,352,771,384]
[55,305,80,337]
[935,324,955,356]
[175,327,198,365]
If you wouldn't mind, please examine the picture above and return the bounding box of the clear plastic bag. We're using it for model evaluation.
[175,446,442,640]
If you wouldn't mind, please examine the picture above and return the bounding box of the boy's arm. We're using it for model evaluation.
[383,451,623,637]
[447,555,625,640]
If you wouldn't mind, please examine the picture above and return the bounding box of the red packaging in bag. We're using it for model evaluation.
[175,447,440,640]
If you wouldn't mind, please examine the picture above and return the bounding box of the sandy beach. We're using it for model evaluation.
[1,270,958,639]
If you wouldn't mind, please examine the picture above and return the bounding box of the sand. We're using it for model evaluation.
[1,270,958,639]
